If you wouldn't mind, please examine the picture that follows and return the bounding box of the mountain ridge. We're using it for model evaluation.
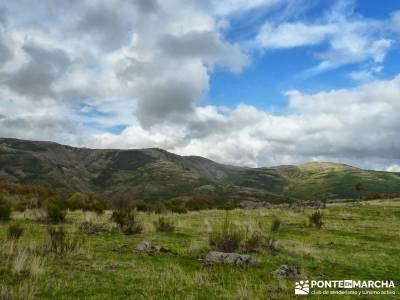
[1,137,400,203]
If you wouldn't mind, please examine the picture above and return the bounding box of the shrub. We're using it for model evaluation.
[79,221,108,234]
[46,227,83,255]
[0,197,12,222]
[7,222,24,241]
[154,217,175,232]
[241,228,279,254]
[111,209,142,235]
[218,200,237,211]
[242,230,265,253]
[165,199,188,214]
[270,217,281,232]
[209,214,243,252]
[66,193,106,214]
[309,210,324,229]
[46,201,66,223]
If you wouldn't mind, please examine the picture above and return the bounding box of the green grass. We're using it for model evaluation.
[1,200,399,299]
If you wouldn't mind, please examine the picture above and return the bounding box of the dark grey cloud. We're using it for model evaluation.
[159,31,248,71]
[0,6,7,25]
[77,2,134,51]
[159,31,227,61]
[133,0,159,14]
[1,42,71,98]
[0,33,11,66]
[136,79,203,127]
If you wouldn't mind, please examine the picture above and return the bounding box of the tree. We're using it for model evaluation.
[355,182,363,203]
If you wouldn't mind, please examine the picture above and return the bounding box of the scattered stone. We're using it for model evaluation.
[205,251,259,267]
[306,201,326,209]
[135,241,170,255]
[239,200,271,209]
[272,264,300,278]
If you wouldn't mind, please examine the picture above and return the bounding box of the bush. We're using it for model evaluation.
[218,200,237,211]
[270,217,281,232]
[165,199,188,214]
[154,217,175,232]
[46,227,83,255]
[7,222,24,241]
[309,210,324,229]
[111,209,142,235]
[46,201,66,223]
[0,197,12,222]
[242,230,265,253]
[79,221,108,234]
[209,214,243,252]
[241,228,278,254]
[66,193,106,214]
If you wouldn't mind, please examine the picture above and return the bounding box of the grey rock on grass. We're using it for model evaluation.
[272,264,300,278]
[205,251,259,266]
[136,241,170,255]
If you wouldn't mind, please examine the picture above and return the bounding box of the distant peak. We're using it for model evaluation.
[299,161,358,172]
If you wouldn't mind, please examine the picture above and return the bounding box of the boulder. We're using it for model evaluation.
[136,241,169,255]
[205,251,258,266]
[272,264,300,278]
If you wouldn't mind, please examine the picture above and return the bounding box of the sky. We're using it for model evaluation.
[0,0,399,171]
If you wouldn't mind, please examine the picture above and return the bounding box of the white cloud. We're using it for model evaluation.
[84,75,400,170]
[0,0,249,130]
[1,0,400,172]
[257,22,336,48]
[256,1,394,73]
[211,0,283,16]
[386,164,400,172]
[390,10,400,34]
[348,65,383,82]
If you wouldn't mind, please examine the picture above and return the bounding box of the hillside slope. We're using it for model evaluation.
[1,138,400,202]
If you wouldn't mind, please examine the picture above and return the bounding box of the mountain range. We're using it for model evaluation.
[1,138,400,204]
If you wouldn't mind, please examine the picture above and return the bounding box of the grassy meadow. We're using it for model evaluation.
[1,200,399,299]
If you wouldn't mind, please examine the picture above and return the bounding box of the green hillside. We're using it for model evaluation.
[1,138,400,204]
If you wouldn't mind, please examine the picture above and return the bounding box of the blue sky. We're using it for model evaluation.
[0,0,399,170]
[208,0,400,111]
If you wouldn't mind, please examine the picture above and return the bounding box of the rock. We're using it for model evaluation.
[205,251,258,267]
[272,264,300,278]
[306,201,326,209]
[239,200,271,209]
[136,241,170,255]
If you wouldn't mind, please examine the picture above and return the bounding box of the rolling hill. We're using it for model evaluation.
[1,138,400,203]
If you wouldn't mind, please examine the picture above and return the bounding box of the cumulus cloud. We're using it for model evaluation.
[0,0,399,172]
[85,75,400,171]
[1,42,71,98]
[256,0,393,73]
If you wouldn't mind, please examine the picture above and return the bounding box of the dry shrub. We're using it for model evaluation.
[0,197,12,222]
[79,221,108,234]
[154,217,175,232]
[209,214,244,252]
[7,222,24,241]
[241,227,279,254]
[0,282,37,300]
[46,227,84,255]
[111,209,143,235]
[270,217,281,232]
[309,210,324,229]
